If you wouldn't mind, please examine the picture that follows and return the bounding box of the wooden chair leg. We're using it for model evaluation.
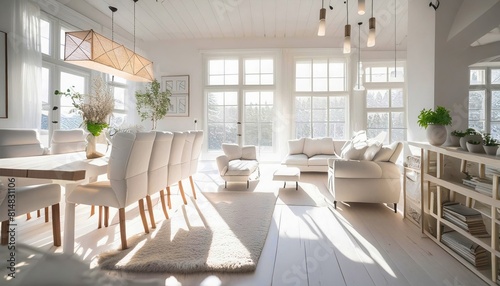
[118,208,127,250]
[167,186,172,209]
[189,176,197,199]
[178,181,188,205]
[97,206,103,229]
[1,220,8,245]
[159,190,169,220]
[138,199,149,234]
[90,205,95,217]
[51,203,61,247]
[26,213,31,220]
[37,209,41,218]
[146,195,156,229]
[44,207,49,223]
[104,207,109,227]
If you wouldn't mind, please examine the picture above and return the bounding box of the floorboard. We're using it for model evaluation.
[2,163,489,286]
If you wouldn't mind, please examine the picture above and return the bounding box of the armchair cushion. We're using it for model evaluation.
[222,144,242,161]
[241,145,257,160]
[227,160,259,176]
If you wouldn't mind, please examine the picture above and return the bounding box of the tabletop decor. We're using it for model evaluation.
[417,106,452,146]
[55,77,114,158]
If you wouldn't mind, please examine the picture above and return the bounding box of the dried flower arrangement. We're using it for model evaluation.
[55,77,115,136]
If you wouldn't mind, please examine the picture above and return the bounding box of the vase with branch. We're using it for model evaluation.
[135,79,171,130]
[55,77,114,158]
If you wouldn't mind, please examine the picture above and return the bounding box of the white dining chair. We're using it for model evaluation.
[166,132,187,208]
[1,183,62,246]
[67,131,156,250]
[146,131,174,228]
[188,130,204,199]
[50,129,86,154]
[179,131,196,198]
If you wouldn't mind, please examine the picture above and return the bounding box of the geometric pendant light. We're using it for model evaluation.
[64,2,153,82]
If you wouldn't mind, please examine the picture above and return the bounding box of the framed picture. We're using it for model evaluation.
[162,75,189,117]
[0,30,7,118]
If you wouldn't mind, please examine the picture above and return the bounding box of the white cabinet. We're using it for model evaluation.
[408,142,500,285]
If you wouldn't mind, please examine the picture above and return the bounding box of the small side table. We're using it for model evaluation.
[273,167,301,190]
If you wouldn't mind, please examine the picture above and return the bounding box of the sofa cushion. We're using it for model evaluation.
[363,142,382,161]
[222,144,242,161]
[303,137,334,157]
[373,141,402,162]
[308,154,338,166]
[288,138,305,155]
[226,160,259,176]
[282,154,308,166]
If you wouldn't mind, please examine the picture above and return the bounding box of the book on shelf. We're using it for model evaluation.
[442,202,490,238]
[441,231,489,268]
[462,177,496,196]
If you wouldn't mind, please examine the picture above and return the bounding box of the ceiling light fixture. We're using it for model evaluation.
[318,0,326,36]
[343,0,351,54]
[358,0,365,15]
[354,22,365,91]
[367,0,376,47]
[63,1,154,82]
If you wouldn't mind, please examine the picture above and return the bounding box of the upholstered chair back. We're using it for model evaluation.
[189,131,204,175]
[180,131,196,179]
[0,129,45,158]
[167,132,186,186]
[108,132,155,207]
[148,131,174,195]
[50,129,86,154]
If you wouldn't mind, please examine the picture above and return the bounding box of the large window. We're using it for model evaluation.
[294,58,348,139]
[206,55,275,153]
[364,63,406,143]
[469,68,500,139]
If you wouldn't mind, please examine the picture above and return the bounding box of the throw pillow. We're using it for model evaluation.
[288,138,305,155]
[303,137,334,157]
[373,141,399,162]
[342,144,369,160]
[222,144,242,161]
[363,142,382,161]
[340,130,367,155]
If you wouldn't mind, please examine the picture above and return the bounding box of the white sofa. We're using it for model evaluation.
[281,137,346,172]
[216,144,259,188]
[328,141,403,212]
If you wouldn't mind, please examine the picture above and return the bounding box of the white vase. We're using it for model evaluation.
[86,134,105,159]
[466,142,484,153]
[449,135,460,147]
[460,134,482,151]
[484,145,498,156]
[426,125,447,146]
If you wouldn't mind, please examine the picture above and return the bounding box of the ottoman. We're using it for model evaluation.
[273,167,301,190]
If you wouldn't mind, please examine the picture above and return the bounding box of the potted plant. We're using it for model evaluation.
[135,79,171,130]
[483,133,499,155]
[466,140,484,153]
[417,106,452,146]
[450,130,466,147]
[459,128,482,151]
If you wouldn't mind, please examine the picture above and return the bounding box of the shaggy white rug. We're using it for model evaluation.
[98,191,277,273]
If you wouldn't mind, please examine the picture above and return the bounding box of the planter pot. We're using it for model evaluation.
[449,134,461,147]
[466,142,484,153]
[426,125,447,146]
[460,134,482,151]
[484,145,499,156]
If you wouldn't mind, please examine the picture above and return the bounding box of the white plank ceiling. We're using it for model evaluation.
[57,0,410,50]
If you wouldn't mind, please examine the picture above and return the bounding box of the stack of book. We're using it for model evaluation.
[462,177,494,196]
[442,202,490,238]
[441,231,489,268]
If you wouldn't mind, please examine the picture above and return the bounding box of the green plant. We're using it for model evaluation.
[417,106,452,129]
[135,79,171,130]
[467,140,482,145]
[482,133,498,146]
[451,128,478,137]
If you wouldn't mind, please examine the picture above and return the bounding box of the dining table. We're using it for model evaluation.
[0,152,108,254]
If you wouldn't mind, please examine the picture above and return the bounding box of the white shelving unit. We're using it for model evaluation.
[408,142,500,285]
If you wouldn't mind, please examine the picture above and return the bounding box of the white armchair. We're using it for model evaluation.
[67,132,156,250]
[50,129,86,154]
[216,144,259,189]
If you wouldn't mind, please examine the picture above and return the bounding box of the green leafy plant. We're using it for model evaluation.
[467,140,482,145]
[451,128,478,137]
[417,106,452,129]
[482,133,498,146]
[135,79,171,130]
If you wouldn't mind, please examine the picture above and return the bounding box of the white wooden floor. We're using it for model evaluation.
[5,162,488,286]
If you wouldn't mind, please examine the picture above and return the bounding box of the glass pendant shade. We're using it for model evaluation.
[367,17,376,47]
[343,24,351,54]
[318,8,326,36]
[64,30,154,82]
[358,0,366,15]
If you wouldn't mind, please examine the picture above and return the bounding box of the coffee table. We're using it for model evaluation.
[273,167,300,190]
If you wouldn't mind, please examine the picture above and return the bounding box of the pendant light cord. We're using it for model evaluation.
[111,11,114,42]
[371,0,374,17]
[134,0,137,53]
[346,0,349,24]
[394,0,396,75]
